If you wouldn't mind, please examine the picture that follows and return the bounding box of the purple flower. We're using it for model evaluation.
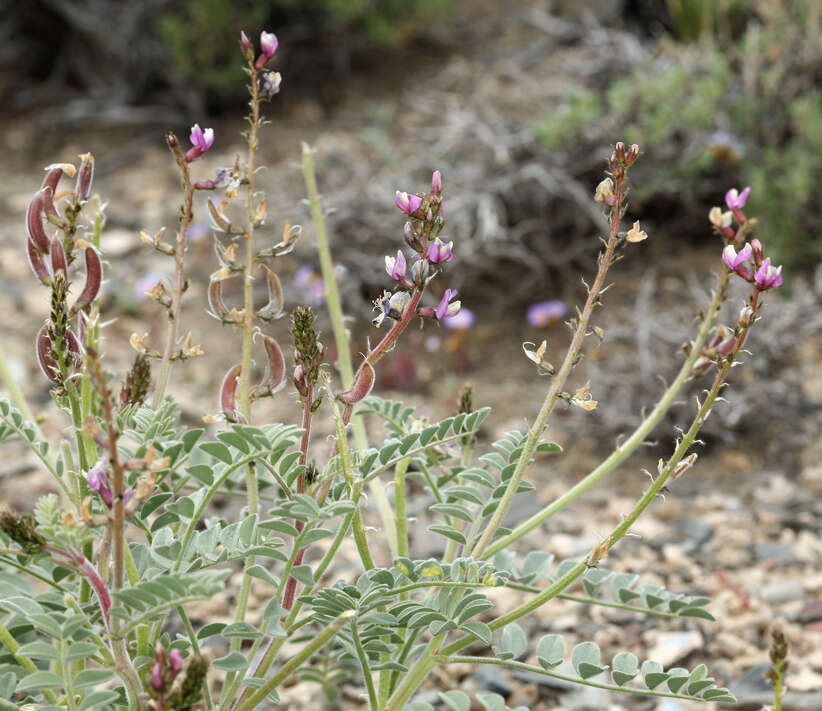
[293,265,326,305]
[151,662,164,690]
[435,288,460,320]
[725,187,750,210]
[385,250,407,281]
[86,457,113,508]
[444,307,474,330]
[190,124,214,152]
[722,243,752,270]
[262,71,282,96]
[186,124,215,162]
[395,191,423,215]
[260,31,278,59]
[431,170,443,196]
[427,238,453,264]
[240,30,252,53]
[526,300,567,328]
[754,258,783,289]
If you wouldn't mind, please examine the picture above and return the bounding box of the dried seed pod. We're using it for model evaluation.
[26,190,50,253]
[207,198,231,232]
[36,325,60,383]
[255,266,284,321]
[220,363,242,422]
[50,236,67,276]
[339,361,375,405]
[253,335,286,399]
[207,279,231,321]
[27,238,52,284]
[71,247,102,314]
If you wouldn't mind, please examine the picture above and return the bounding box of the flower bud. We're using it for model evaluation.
[738,305,756,327]
[430,169,443,196]
[385,250,407,281]
[256,31,278,69]
[411,258,429,288]
[750,238,763,265]
[169,648,183,674]
[403,221,421,251]
[240,30,253,58]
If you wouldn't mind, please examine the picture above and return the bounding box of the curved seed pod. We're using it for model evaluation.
[40,165,65,195]
[75,153,94,201]
[36,325,60,383]
[255,266,284,321]
[253,335,286,399]
[207,198,231,232]
[207,279,231,321]
[71,247,102,314]
[339,361,375,405]
[50,236,67,276]
[26,190,50,253]
[27,238,52,284]
[220,363,242,422]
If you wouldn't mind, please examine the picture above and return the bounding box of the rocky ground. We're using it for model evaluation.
[1,2,821,710]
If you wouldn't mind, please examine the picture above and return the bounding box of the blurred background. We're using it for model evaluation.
[2,1,822,708]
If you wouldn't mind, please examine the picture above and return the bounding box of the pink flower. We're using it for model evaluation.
[427,238,453,264]
[385,250,407,281]
[240,31,252,53]
[395,191,423,215]
[444,307,474,330]
[754,258,783,289]
[260,31,278,59]
[722,243,753,271]
[169,648,183,673]
[86,457,113,508]
[725,187,751,210]
[185,124,215,162]
[526,300,567,328]
[151,662,164,690]
[431,170,443,196]
[435,288,460,320]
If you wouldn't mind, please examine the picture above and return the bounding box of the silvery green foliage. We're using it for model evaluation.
[0,391,737,709]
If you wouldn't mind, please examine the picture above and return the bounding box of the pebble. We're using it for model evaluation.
[761,580,806,605]
[473,664,512,697]
[754,542,799,564]
[645,631,703,668]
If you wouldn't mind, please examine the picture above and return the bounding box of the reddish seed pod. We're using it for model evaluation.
[220,363,242,422]
[339,361,375,405]
[75,153,94,201]
[71,247,102,313]
[50,236,67,276]
[26,190,50,253]
[36,325,60,383]
[41,165,64,195]
[27,238,52,284]
[261,335,286,395]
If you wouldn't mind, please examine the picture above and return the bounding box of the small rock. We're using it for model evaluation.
[561,683,608,711]
[754,542,799,565]
[761,580,806,605]
[672,515,714,552]
[799,598,822,624]
[646,631,703,668]
[473,664,512,697]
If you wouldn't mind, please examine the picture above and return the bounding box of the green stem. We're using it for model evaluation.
[438,656,710,703]
[469,177,627,561]
[0,619,57,703]
[234,612,353,711]
[482,268,731,559]
[394,458,410,558]
[351,621,379,711]
[60,640,78,711]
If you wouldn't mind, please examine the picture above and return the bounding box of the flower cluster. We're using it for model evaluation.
[712,187,783,291]
[374,170,463,326]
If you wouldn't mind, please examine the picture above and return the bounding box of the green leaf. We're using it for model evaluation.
[477,693,506,711]
[213,652,249,671]
[182,428,204,453]
[461,621,492,645]
[571,641,605,679]
[73,669,115,688]
[641,660,668,689]
[537,633,564,668]
[200,441,233,464]
[16,671,64,692]
[77,690,122,711]
[500,623,526,659]
[222,622,262,639]
[371,661,408,672]
[198,622,227,639]
[298,528,334,546]
[428,524,466,544]
[291,565,314,586]
[665,667,689,693]
[218,431,250,454]
[17,641,60,660]
[430,503,474,522]
[246,565,279,588]
[678,606,715,620]
[536,441,562,453]
[611,652,638,686]
[64,642,99,661]
[439,690,471,711]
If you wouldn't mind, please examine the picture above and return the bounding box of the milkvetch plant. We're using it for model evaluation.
[0,28,785,711]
